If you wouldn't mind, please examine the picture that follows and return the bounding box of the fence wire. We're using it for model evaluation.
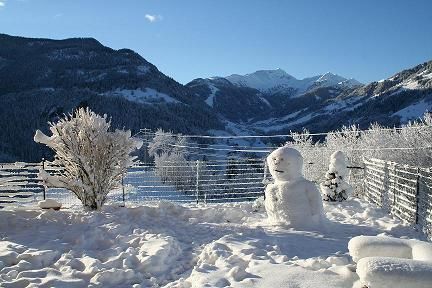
[7,157,420,226]
[0,155,365,209]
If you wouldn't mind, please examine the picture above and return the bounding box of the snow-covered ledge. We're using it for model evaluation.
[38,199,62,210]
[348,235,432,288]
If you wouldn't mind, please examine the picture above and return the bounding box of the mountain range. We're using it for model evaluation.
[0,33,431,161]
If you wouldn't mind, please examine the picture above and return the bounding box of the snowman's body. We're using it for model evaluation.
[265,147,325,227]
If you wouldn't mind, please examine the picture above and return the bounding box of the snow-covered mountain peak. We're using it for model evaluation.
[307,72,362,90]
[225,69,298,93]
[316,72,353,85]
[252,68,294,79]
[225,69,361,95]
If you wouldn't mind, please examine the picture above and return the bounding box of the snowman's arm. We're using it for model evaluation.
[305,182,324,216]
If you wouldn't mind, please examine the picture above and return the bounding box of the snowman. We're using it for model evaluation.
[265,146,325,228]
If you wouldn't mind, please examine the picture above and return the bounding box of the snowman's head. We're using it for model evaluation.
[267,146,303,182]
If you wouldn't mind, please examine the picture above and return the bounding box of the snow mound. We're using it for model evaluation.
[349,235,432,288]
[38,199,62,209]
[357,257,432,288]
[348,235,412,262]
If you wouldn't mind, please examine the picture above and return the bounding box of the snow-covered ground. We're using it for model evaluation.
[392,99,432,122]
[0,198,424,287]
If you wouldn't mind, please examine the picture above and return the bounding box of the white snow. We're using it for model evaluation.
[402,79,421,90]
[205,84,219,107]
[226,69,300,93]
[226,69,361,95]
[136,65,150,75]
[0,198,424,287]
[356,257,432,288]
[252,109,306,127]
[392,100,432,122]
[423,71,432,80]
[258,96,272,108]
[107,88,180,105]
[38,199,62,210]
[265,147,325,228]
[348,236,432,288]
[323,97,364,113]
[321,151,353,202]
[376,68,432,98]
[253,112,314,133]
[265,147,325,227]
[315,72,361,88]
[0,199,426,287]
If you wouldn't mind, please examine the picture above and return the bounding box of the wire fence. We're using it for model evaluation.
[0,156,366,209]
[125,159,266,204]
[4,157,431,239]
[0,158,268,208]
[363,158,432,238]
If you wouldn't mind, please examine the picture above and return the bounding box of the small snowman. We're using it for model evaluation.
[320,151,353,202]
[265,146,325,228]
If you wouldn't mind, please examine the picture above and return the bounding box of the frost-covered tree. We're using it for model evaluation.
[320,151,353,202]
[285,129,326,183]
[148,129,176,158]
[34,108,142,210]
[325,114,432,167]
[148,130,196,193]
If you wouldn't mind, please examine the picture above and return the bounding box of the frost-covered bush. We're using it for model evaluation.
[285,129,328,183]
[34,108,142,210]
[148,129,195,192]
[286,113,432,190]
[320,151,353,202]
[326,113,432,167]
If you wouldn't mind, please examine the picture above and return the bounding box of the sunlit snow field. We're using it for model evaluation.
[0,199,424,287]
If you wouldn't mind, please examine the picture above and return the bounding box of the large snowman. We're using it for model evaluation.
[265,146,325,228]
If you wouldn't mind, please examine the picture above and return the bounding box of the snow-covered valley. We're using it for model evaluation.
[0,199,423,287]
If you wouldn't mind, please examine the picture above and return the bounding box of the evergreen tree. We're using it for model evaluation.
[320,151,353,202]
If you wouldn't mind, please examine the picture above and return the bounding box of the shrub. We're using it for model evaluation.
[34,108,142,210]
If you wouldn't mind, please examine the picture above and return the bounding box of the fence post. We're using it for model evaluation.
[196,160,200,204]
[121,173,125,207]
[383,161,389,211]
[392,163,397,212]
[42,158,46,200]
[262,159,268,200]
[362,160,367,199]
[415,167,421,225]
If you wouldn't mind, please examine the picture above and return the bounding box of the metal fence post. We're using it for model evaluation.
[42,158,46,200]
[121,173,125,207]
[262,159,268,200]
[383,161,389,211]
[196,160,200,204]
[362,159,367,199]
[415,167,421,225]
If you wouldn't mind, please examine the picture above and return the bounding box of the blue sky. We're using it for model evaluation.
[1,0,431,84]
